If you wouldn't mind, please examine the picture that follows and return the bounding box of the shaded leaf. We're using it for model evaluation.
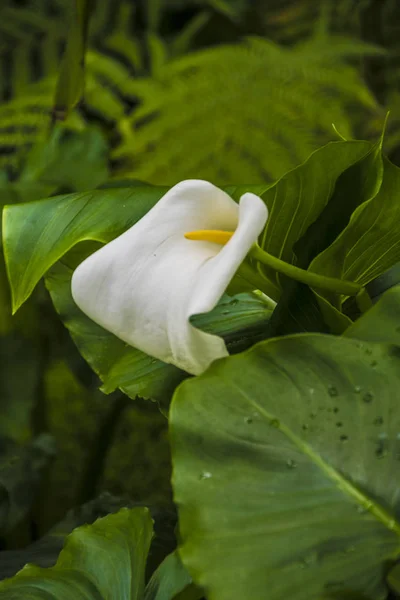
[0,493,176,583]
[310,158,400,297]
[0,507,153,599]
[0,435,55,534]
[34,360,111,532]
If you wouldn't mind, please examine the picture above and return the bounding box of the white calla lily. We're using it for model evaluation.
[71,180,268,375]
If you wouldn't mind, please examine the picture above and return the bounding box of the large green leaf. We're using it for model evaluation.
[170,288,400,600]
[3,186,167,313]
[310,157,400,295]
[0,493,176,582]
[0,507,152,599]
[0,507,193,600]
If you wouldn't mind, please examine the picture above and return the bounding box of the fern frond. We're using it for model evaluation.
[0,48,132,169]
[113,35,380,185]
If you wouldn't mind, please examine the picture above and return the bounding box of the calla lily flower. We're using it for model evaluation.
[71,180,268,375]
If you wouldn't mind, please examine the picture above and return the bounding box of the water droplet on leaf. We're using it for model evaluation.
[244,416,253,424]
[328,385,338,397]
[200,471,212,480]
[269,419,280,428]
[363,392,373,403]
[286,459,297,469]
[354,386,362,394]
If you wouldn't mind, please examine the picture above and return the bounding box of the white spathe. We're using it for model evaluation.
[71,180,268,375]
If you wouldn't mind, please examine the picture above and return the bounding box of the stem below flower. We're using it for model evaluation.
[250,244,362,299]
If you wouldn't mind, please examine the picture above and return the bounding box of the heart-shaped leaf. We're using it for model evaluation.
[170,287,400,600]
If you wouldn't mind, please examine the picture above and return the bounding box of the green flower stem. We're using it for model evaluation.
[250,244,362,299]
[355,287,373,313]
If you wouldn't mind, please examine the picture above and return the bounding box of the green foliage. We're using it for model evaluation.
[2,180,273,404]
[170,285,400,600]
[310,156,400,300]
[1,2,400,598]
[0,54,129,172]
[114,35,381,185]
[53,0,95,121]
[0,0,388,180]
[5,138,400,402]
[0,128,172,543]
[0,507,194,600]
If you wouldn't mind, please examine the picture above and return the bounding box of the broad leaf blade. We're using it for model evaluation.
[170,302,400,599]
[0,507,153,599]
[310,157,400,294]
[3,186,167,313]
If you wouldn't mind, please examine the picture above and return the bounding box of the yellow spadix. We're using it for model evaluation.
[184,230,235,245]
